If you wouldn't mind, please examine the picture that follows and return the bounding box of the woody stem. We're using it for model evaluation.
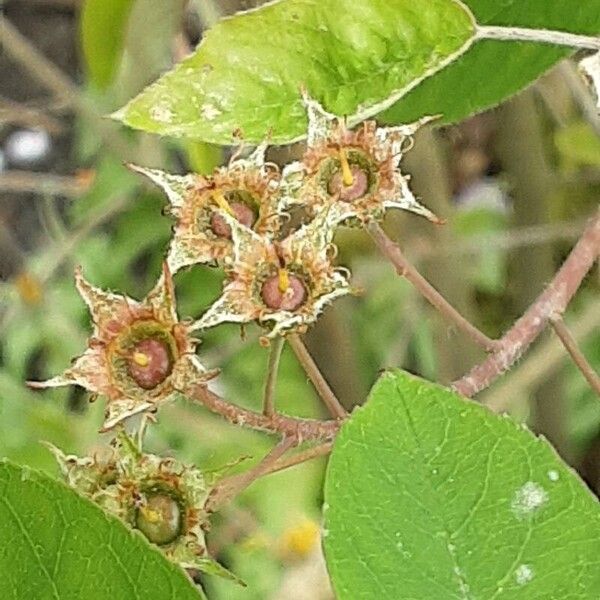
[205,437,297,512]
[287,334,348,419]
[187,384,340,440]
[367,221,498,352]
[263,336,285,416]
[549,315,600,397]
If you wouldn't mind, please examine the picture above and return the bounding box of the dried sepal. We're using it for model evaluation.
[45,434,241,583]
[130,147,284,272]
[194,210,351,338]
[282,94,440,226]
[29,264,214,431]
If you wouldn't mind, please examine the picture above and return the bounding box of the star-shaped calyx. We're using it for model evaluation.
[194,209,351,338]
[130,144,284,272]
[29,264,215,430]
[282,94,441,226]
[46,432,242,584]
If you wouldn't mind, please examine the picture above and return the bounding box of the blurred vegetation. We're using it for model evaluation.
[0,1,598,598]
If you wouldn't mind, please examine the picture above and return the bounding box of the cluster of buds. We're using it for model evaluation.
[29,93,440,431]
[46,431,239,582]
[130,95,439,342]
[29,97,438,577]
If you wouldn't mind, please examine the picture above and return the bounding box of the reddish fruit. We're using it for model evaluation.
[327,165,369,201]
[261,274,306,311]
[210,201,256,238]
[127,338,172,390]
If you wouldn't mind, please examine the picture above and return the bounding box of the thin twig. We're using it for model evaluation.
[187,384,341,441]
[261,442,333,477]
[0,194,132,336]
[413,220,585,261]
[39,196,131,283]
[484,301,600,412]
[287,334,347,419]
[0,18,133,159]
[205,437,297,512]
[262,336,284,416]
[0,98,63,134]
[454,209,600,398]
[0,171,89,197]
[367,220,498,352]
[476,25,600,51]
[550,314,600,397]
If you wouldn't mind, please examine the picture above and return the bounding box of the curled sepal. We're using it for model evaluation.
[45,434,241,584]
[579,52,600,112]
[194,209,351,338]
[130,148,283,272]
[193,557,246,587]
[29,264,213,431]
[43,442,117,498]
[283,95,441,226]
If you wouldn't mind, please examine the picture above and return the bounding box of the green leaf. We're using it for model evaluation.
[0,461,204,599]
[323,370,600,599]
[80,0,135,89]
[113,0,476,144]
[382,0,600,126]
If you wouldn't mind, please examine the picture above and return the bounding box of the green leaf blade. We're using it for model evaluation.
[382,0,600,126]
[114,0,476,144]
[323,370,600,599]
[0,461,204,599]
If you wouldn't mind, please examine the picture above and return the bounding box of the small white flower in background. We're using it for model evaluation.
[4,128,51,166]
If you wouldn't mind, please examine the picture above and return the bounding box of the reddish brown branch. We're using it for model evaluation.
[263,442,333,477]
[262,336,284,416]
[453,210,600,397]
[367,221,498,352]
[187,384,341,441]
[206,437,297,512]
[550,315,600,397]
[287,334,347,419]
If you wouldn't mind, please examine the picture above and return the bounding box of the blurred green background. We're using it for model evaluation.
[0,1,598,598]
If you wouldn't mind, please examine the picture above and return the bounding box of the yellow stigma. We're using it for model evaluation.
[212,190,235,216]
[132,352,150,367]
[139,506,161,523]
[278,268,290,294]
[339,147,354,187]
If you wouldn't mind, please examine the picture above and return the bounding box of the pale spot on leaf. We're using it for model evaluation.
[511,481,548,519]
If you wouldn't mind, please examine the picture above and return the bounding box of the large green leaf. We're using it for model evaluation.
[113,0,476,144]
[0,461,204,599]
[323,370,600,599]
[382,0,600,125]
